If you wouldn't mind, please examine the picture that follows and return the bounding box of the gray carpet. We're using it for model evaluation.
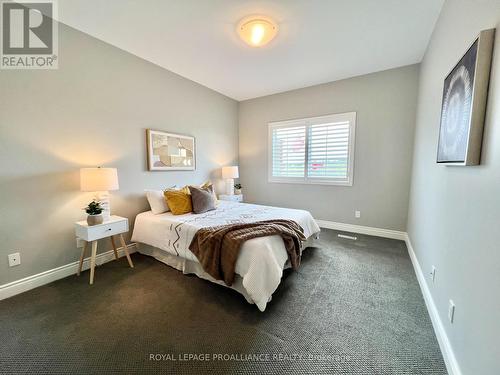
[0,229,447,374]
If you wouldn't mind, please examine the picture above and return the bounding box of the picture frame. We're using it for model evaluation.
[146,129,196,171]
[436,28,495,166]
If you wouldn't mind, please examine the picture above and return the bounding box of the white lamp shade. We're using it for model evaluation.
[222,166,239,179]
[80,168,119,192]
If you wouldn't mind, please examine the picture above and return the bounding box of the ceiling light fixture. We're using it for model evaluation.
[237,16,278,47]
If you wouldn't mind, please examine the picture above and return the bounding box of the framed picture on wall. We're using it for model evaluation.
[436,28,495,166]
[146,129,196,171]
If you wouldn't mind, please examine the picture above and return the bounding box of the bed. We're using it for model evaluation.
[131,200,320,311]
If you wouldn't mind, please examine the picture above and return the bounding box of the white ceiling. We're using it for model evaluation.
[57,0,444,101]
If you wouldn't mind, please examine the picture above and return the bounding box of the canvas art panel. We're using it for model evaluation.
[437,40,477,163]
[437,29,495,165]
[146,129,195,171]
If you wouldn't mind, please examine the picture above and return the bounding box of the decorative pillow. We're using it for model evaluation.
[145,190,169,214]
[200,181,218,206]
[189,186,216,214]
[180,185,191,195]
[164,189,192,215]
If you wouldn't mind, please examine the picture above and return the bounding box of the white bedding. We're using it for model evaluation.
[131,200,320,311]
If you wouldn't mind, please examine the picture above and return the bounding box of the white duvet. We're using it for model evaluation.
[131,201,320,311]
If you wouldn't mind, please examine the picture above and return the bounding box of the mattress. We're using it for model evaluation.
[131,200,320,311]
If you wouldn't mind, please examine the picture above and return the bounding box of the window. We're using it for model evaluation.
[269,112,356,186]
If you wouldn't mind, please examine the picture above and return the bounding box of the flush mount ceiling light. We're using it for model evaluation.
[237,16,278,47]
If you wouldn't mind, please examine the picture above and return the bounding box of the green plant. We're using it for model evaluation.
[84,200,103,215]
[234,183,242,190]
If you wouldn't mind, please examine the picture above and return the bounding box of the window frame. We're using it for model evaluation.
[268,112,356,186]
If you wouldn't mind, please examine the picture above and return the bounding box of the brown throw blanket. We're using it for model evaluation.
[189,220,306,286]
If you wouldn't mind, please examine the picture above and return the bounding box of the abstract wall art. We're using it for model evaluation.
[437,29,495,165]
[146,129,195,171]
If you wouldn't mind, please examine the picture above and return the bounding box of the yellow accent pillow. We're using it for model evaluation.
[164,189,192,215]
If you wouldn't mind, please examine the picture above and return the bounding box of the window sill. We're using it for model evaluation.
[268,178,353,187]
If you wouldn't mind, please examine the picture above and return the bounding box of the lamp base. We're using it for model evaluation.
[225,179,234,195]
[95,191,111,221]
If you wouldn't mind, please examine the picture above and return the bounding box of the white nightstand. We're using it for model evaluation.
[219,194,243,203]
[74,215,134,285]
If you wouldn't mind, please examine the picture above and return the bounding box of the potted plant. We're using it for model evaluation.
[84,200,104,226]
[234,183,242,195]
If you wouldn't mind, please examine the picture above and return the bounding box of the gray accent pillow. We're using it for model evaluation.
[189,186,216,214]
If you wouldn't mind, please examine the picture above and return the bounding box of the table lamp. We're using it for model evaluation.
[222,166,239,195]
[80,167,119,221]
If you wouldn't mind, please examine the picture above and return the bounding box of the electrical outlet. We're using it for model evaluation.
[448,300,455,323]
[76,237,85,248]
[431,266,436,283]
[8,252,21,267]
[355,210,361,218]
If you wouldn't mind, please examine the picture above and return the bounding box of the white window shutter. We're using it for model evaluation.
[269,112,355,186]
[271,125,306,178]
[307,122,350,180]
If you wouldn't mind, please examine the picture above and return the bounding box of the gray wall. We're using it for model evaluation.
[239,65,419,231]
[0,24,238,285]
[407,1,500,374]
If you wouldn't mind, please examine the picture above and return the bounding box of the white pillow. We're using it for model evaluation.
[145,190,169,214]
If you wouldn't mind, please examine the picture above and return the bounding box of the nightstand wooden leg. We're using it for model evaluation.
[110,236,119,260]
[119,234,134,268]
[89,240,98,285]
[77,241,87,276]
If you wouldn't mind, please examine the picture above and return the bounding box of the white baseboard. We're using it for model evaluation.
[404,234,461,375]
[0,244,137,301]
[315,219,407,240]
